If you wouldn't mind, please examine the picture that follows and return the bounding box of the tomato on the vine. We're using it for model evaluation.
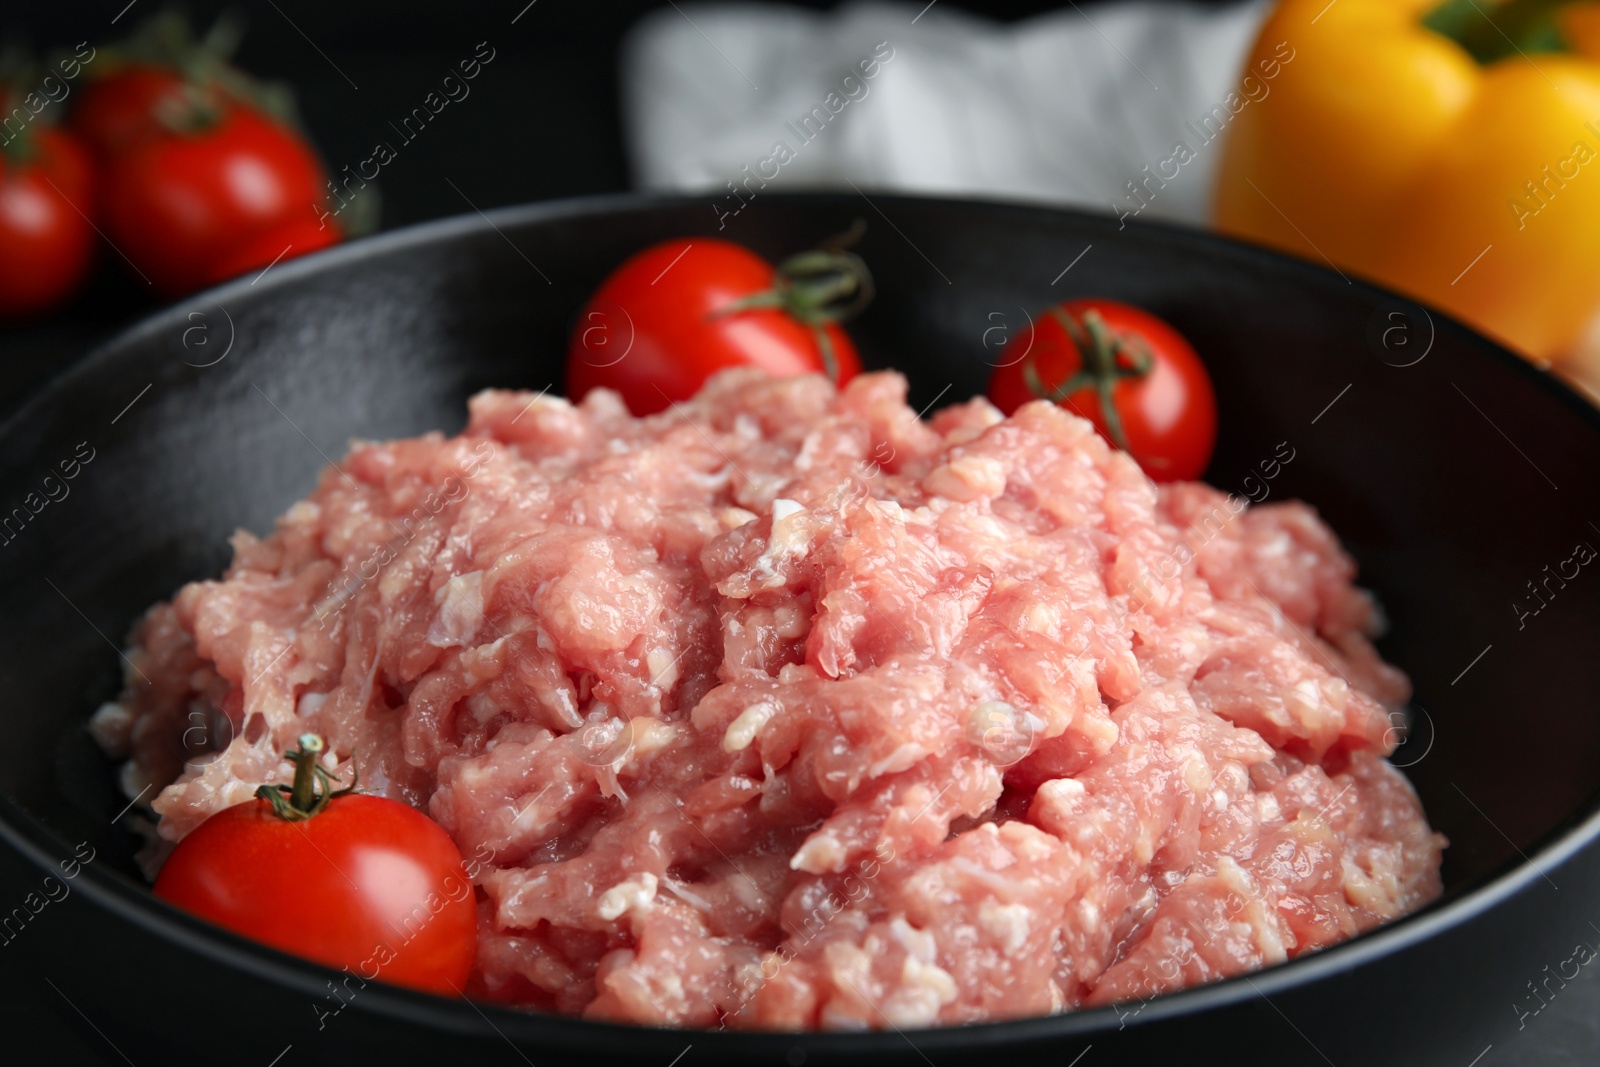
[0,126,97,320]
[154,735,477,995]
[566,237,871,415]
[988,299,1217,482]
[71,65,190,158]
[102,103,335,295]
[200,209,341,288]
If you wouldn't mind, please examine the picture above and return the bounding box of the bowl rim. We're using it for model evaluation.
[6,188,1599,1053]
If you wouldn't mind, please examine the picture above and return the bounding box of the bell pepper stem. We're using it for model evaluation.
[1423,0,1572,65]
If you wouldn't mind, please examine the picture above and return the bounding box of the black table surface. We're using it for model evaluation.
[1,2,1594,1063]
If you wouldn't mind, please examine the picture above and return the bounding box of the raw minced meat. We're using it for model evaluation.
[93,369,1444,1029]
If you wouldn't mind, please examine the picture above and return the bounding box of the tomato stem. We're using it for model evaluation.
[710,227,875,384]
[0,120,36,169]
[106,10,303,134]
[812,325,840,382]
[1022,307,1153,452]
[289,734,323,811]
[0,59,41,169]
[256,733,357,821]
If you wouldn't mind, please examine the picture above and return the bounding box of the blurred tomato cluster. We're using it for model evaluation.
[0,13,343,321]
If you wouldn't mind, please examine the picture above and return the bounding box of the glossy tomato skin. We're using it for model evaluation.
[71,66,189,158]
[201,210,341,288]
[154,794,477,995]
[0,127,97,320]
[565,238,861,415]
[988,299,1217,482]
[103,104,332,296]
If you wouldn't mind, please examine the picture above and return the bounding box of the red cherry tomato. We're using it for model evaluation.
[201,210,341,288]
[0,127,97,320]
[988,299,1217,482]
[71,66,189,158]
[102,104,333,296]
[154,740,476,995]
[565,238,865,415]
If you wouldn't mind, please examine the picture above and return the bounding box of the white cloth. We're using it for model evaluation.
[622,0,1270,228]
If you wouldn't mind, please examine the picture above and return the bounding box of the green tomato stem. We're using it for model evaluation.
[288,733,322,812]
[256,733,358,822]
[708,226,875,384]
[1021,307,1153,452]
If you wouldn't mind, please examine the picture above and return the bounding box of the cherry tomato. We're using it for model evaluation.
[0,127,97,320]
[566,238,866,415]
[201,210,341,288]
[71,66,189,158]
[988,299,1217,482]
[154,737,476,995]
[102,104,333,296]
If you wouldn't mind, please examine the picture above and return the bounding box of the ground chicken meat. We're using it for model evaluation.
[95,369,1444,1029]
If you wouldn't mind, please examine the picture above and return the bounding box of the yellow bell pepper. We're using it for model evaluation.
[1214,0,1600,366]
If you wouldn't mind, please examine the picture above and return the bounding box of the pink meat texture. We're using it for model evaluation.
[93,370,1444,1029]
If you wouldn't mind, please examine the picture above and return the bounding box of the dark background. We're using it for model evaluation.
[5,3,1594,1065]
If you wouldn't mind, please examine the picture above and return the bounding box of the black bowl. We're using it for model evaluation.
[2,193,1597,1067]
